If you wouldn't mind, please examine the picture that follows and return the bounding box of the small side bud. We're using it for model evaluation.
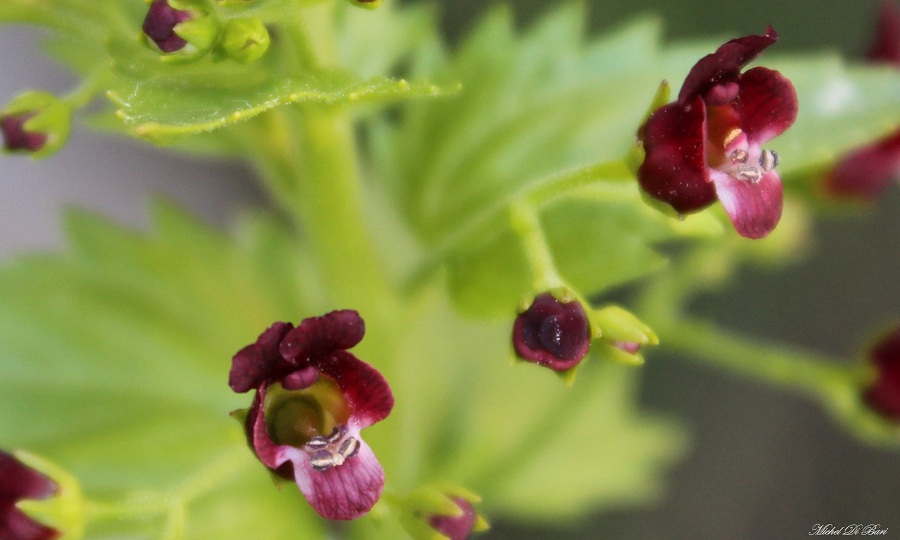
[1,91,72,159]
[591,305,658,365]
[214,17,270,64]
[0,449,85,540]
[512,292,591,372]
[345,0,383,10]
[141,0,219,62]
[400,485,488,540]
[862,325,900,421]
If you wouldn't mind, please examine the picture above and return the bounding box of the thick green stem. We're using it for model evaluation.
[661,318,858,403]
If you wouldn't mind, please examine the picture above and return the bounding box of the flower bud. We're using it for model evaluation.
[400,485,488,540]
[862,325,900,421]
[1,91,72,158]
[345,0,382,10]
[0,449,84,540]
[141,0,219,62]
[512,292,592,372]
[214,17,270,64]
[591,305,657,365]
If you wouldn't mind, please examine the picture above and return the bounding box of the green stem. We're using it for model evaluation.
[508,200,564,291]
[661,318,857,402]
[403,160,632,295]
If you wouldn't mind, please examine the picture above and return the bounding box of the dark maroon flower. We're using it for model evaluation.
[823,129,900,200]
[1,112,47,153]
[868,1,900,66]
[512,293,591,371]
[229,311,394,520]
[637,27,798,239]
[428,497,479,540]
[142,0,193,53]
[822,3,900,200]
[862,326,900,421]
[0,450,60,540]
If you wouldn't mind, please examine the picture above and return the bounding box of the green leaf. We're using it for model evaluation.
[357,286,687,523]
[376,6,900,316]
[107,68,452,144]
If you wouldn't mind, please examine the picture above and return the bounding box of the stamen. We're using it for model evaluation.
[305,436,329,450]
[303,424,361,472]
[326,424,348,443]
[759,149,779,172]
[337,437,360,459]
[737,165,761,183]
[309,450,335,471]
[723,128,743,148]
[729,148,749,163]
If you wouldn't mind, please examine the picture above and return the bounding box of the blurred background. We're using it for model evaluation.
[1,0,898,538]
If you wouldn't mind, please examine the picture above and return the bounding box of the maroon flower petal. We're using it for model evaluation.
[284,435,385,521]
[429,497,478,540]
[678,26,778,105]
[824,129,900,200]
[0,450,60,540]
[710,168,784,239]
[638,97,717,214]
[314,351,394,429]
[229,322,295,393]
[279,310,365,364]
[735,67,799,144]
[868,1,900,66]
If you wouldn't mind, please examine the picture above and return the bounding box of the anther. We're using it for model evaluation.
[759,149,779,172]
[737,165,761,183]
[337,437,360,460]
[729,148,749,163]
[723,128,743,148]
[309,450,335,471]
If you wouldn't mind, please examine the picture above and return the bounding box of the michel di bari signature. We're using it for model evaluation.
[810,524,889,536]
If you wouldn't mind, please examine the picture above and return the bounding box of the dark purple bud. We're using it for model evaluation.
[1,112,47,153]
[513,293,591,371]
[863,326,900,421]
[428,497,478,540]
[142,0,193,53]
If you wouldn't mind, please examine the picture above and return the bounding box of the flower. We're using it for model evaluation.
[229,310,394,520]
[512,292,591,371]
[822,2,900,200]
[862,325,900,421]
[867,1,900,66]
[0,450,60,540]
[637,27,798,239]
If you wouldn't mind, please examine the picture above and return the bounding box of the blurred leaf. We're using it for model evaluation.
[360,285,687,522]
[376,6,900,315]
[0,200,326,536]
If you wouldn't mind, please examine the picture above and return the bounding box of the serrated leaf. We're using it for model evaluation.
[0,200,326,536]
[108,70,453,143]
[376,7,900,315]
